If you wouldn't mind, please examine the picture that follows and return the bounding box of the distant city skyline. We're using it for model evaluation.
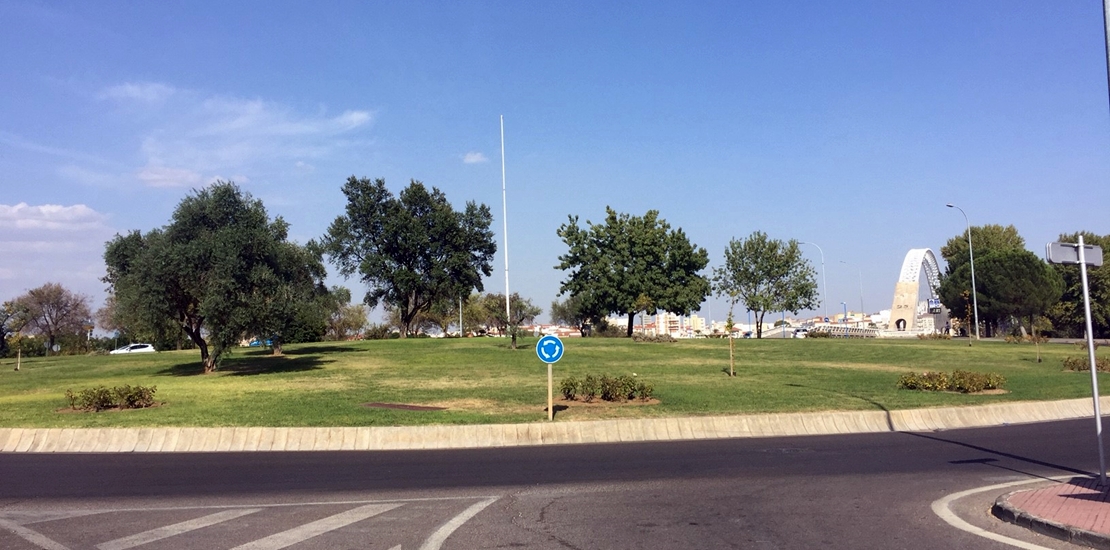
[2,1,1108,326]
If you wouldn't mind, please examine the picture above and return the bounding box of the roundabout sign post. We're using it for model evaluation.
[536,335,564,421]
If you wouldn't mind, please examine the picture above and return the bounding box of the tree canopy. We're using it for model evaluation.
[712,231,818,338]
[556,207,710,337]
[939,249,1063,337]
[103,181,320,372]
[1046,231,1110,338]
[940,224,1025,275]
[11,283,92,355]
[321,177,497,338]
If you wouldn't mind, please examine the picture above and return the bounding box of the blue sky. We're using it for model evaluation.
[2,0,1109,325]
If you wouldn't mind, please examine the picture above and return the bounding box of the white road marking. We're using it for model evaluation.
[418,497,498,550]
[96,508,262,550]
[230,503,401,550]
[931,475,1074,550]
[0,518,70,550]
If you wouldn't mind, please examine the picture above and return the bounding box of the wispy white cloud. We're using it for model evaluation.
[0,203,107,231]
[463,151,489,164]
[91,82,375,189]
[0,203,115,300]
[135,166,205,188]
[99,82,176,103]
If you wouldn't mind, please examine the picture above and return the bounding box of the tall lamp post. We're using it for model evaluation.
[841,302,848,338]
[800,241,827,322]
[946,203,980,342]
[839,260,865,326]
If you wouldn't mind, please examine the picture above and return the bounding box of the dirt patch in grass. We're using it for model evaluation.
[55,403,164,414]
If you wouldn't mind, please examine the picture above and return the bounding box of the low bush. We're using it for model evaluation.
[64,385,158,412]
[560,376,579,400]
[631,333,676,343]
[897,371,1004,393]
[916,332,952,340]
[560,374,653,402]
[1063,355,1110,373]
[807,330,832,338]
[1005,334,1048,344]
[581,374,600,402]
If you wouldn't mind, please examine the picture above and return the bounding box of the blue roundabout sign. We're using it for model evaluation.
[536,335,564,364]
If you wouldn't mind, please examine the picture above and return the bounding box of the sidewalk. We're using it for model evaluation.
[994,477,1110,549]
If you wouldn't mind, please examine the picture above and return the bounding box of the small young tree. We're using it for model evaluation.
[713,231,818,339]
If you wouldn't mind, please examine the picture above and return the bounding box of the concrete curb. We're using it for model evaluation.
[1,396,1108,453]
[992,491,1110,550]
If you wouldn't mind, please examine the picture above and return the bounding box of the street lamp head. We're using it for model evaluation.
[945,203,954,208]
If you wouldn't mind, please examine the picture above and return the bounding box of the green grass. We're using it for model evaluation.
[0,337,1106,428]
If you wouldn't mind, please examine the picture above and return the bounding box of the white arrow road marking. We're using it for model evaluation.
[418,497,497,550]
[0,518,71,550]
[230,503,401,550]
[931,475,1073,550]
[96,508,262,550]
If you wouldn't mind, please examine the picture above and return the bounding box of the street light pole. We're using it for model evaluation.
[946,204,980,343]
[841,302,848,338]
[800,241,827,322]
[840,260,865,326]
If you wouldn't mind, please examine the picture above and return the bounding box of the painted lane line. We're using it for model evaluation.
[230,503,401,550]
[96,508,262,550]
[0,518,71,550]
[931,475,1073,550]
[418,497,498,550]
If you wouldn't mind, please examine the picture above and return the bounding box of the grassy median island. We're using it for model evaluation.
[0,337,1106,428]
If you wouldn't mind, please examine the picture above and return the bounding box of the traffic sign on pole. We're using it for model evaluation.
[536,335,564,421]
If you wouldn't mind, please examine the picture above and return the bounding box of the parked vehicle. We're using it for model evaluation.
[793,328,809,338]
[109,343,156,354]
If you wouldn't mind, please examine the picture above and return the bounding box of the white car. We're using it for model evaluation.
[109,343,156,354]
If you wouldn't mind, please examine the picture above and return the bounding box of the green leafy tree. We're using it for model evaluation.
[940,250,1064,338]
[103,181,311,373]
[321,177,496,338]
[550,294,598,337]
[712,231,818,339]
[1046,231,1110,338]
[322,286,369,341]
[12,283,92,355]
[466,292,541,346]
[940,224,1025,275]
[244,240,328,355]
[556,207,710,337]
[1,300,28,357]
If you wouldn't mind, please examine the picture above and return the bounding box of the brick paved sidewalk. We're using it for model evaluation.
[993,476,1110,549]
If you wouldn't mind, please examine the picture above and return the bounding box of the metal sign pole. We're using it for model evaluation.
[548,362,554,421]
[1078,235,1107,485]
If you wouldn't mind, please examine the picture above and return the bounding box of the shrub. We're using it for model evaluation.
[1064,356,1110,373]
[897,371,1004,393]
[580,374,600,402]
[363,324,392,340]
[917,332,952,340]
[807,330,832,338]
[630,333,676,343]
[65,385,158,411]
[560,374,653,402]
[560,376,580,400]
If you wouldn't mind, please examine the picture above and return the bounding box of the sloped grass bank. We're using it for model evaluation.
[0,337,1104,428]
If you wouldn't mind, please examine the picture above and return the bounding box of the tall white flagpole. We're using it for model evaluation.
[501,116,511,330]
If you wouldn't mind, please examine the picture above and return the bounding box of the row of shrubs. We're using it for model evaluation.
[916,333,952,340]
[897,371,1005,393]
[560,374,654,402]
[630,333,676,343]
[1063,356,1110,373]
[64,385,158,412]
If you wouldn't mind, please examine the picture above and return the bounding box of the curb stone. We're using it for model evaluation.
[992,491,1110,550]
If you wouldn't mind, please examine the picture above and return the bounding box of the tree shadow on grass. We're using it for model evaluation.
[157,355,329,377]
[284,344,364,356]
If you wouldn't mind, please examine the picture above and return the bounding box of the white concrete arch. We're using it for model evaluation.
[888,248,942,331]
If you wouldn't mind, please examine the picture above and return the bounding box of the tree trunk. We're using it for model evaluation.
[180,320,212,373]
[755,311,764,339]
[729,336,734,376]
[272,338,283,356]
[626,312,635,337]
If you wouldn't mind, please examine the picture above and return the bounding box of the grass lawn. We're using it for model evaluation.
[0,336,1106,428]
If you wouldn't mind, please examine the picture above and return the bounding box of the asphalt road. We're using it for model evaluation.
[0,418,1102,549]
